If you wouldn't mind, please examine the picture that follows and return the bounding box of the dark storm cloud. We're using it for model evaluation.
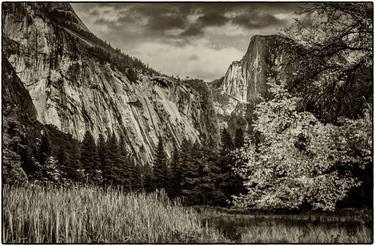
[77,2,300,36]
[71,2,301,80]
[181,25,204,37]
[180,12,229,37]
[233,13,288,29]
[147,15,187,31]
[197,12,229,27]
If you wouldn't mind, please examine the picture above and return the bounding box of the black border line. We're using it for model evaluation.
[1,1,374,245]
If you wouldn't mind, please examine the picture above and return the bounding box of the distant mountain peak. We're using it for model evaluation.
[211,34,300,132]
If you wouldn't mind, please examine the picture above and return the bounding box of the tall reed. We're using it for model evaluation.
[3,185,226,243]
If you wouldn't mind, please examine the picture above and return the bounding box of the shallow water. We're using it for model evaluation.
[200,212,372,243]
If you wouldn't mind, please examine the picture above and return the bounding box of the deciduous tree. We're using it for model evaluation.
[232,80,371,211]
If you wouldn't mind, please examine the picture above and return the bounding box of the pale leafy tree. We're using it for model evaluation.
[44,156,62,182]
[93,169,104,184]
[76,168,89,183]
[34,156,62,183]
[232,80,371,211]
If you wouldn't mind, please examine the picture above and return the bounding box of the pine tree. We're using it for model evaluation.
[143,165,155,193]
[20,140,36,177]
[217,152,246,206]
[197,145,223,205]
[119,136,131,190]
[99,134,113,184]
[218,128,246,205]
[130,161,143,191]
[97,133,107,168]
[80,130,100,182]
[38,131,52,165]
[180,140,201,205]
[167,144,182,199]
[137,164,144,191]
[178,142,221,205]
[56,146,67,166]
[109,133,122,184]
[68,142,83,181]
[221,128,234,154]
[153,137,168,190]
[234,128,244,149]
[102,132,123,185]
[56,146,69,178]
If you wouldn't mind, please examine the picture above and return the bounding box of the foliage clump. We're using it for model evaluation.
[232,80,372,211]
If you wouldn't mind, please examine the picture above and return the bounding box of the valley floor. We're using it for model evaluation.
[2,185,372,243]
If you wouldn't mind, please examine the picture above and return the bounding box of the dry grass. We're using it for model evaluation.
[3,186,372,243]
[2,185,227,243]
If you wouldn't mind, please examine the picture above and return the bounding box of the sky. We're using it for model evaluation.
[72,3,301,81]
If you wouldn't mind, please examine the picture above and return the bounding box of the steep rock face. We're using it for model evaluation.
[210,80,242,131]
[213,35,300,131]
[221,61,247,102]
[221,35,298,104]
[3,3,218,164]
[3,58,37,122]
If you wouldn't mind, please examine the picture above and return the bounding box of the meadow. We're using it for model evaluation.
[2,185,373,243]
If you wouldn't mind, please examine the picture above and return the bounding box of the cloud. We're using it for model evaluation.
[179,12,229,37]
[232,13,287,29]
[181,25,204,37]
[189,54,199,61]
[71,3,300,80]
[73,3,299,36]
[147,15,187,31]
[197,12,228,26]
[132,40,243,81]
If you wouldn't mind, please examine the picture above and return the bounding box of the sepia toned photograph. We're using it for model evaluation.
[2,1,373,243]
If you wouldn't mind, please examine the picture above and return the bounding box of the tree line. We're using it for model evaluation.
[155,127,246,206]
[19,125,248,207]
[28,130,144,191]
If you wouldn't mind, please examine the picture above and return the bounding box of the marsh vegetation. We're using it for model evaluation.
[3,185,372,243]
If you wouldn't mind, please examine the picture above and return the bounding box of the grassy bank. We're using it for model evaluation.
[2,185,226,243]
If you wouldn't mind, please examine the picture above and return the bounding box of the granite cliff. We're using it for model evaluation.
[3,3,218,164]
[211,35,300,132]
[213,32,370,132]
